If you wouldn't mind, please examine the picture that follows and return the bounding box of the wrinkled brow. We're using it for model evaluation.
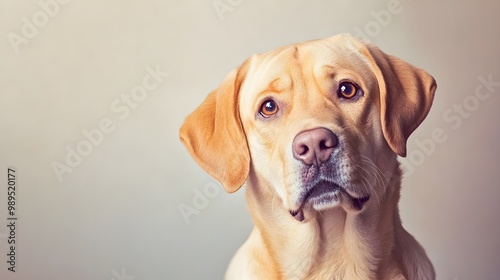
[260,74,293,94]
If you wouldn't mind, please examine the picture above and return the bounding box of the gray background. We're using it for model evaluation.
[1,0,499,279]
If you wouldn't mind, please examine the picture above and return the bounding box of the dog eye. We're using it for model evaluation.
[338,82,359,99]
[260,100,279,117]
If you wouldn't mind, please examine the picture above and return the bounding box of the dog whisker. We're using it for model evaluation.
[361,155,389,183]
[353,162,381,208]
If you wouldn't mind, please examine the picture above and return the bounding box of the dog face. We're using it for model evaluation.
[238,37,388,219]
[180,34,436,221]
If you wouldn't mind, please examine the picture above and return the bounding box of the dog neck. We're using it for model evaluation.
[245,163,405,280]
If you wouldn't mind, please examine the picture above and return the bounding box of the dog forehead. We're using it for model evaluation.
[238,36,372,114]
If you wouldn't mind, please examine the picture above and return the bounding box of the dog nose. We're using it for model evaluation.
[292,128,338,166]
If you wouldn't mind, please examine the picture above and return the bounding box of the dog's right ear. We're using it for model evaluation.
[179,64,250,193]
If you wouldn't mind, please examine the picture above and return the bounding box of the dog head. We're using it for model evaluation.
[180,34,436,221]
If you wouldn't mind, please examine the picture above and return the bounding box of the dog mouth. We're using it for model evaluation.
[289,181,370,222]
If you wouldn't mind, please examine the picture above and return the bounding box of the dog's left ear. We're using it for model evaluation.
[365,45,437,157]
[179,63,250,193]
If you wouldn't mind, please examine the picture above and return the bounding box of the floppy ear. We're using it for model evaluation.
[179,65,250,193]
[365,45,437,157]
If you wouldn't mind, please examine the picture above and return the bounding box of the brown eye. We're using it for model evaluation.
[338,82,359,99]
[260,100,279,117]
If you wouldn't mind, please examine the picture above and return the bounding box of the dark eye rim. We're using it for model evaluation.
[337,81,363,100]
[259,99,279,118]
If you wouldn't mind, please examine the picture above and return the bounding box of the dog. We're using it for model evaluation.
[179,34,436,280]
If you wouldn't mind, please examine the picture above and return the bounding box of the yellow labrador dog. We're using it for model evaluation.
[180,34,436,280]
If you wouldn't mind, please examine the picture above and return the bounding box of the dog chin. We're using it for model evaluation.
[289,183,370,222]
[309,191,342,210]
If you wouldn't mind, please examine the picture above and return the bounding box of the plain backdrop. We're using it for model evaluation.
[0,0,499,279]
